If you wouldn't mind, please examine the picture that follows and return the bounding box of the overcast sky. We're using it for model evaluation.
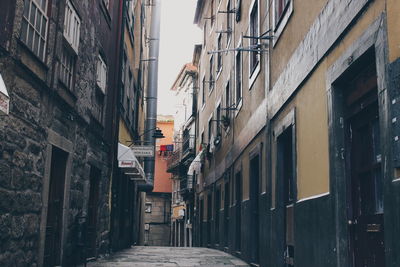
[157,0,201,116]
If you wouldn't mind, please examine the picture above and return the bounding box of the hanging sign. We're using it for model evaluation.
[131,146,154,157]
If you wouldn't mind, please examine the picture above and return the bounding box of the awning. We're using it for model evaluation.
[118,143,146,182]
[0,73,10,115]
[187,150,203,176]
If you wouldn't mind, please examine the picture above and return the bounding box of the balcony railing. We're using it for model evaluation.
[167,147,181,172]
[182,135,195,158]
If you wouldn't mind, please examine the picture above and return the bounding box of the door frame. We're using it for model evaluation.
[326,14,391,267]
[38,129,73,267]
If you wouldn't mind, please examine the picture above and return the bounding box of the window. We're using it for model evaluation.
[145,203,152,213]
[127,1,135,41]
[226,0,232,47]
[210,0,215,28]
[96,54,107,93]
[208,118,213,143]
[59,47,75,90]
[64,0,80,53]
[209,55,214,92]
[203,22,207,46]
[216,104,221,135]
[225,80,230,117]
[21,0,48,61]
[120,51,127,103]
[102,0,110,10]
[200,131,204,151]
[249,0,260,76]
[235,50,242,106]
[217,34,222,74]
[275,0,290,26]
[202,76,206,106]
[273,0,293,45]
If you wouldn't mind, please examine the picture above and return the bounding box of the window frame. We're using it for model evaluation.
[63,0,81,53]
[215,100,222,137]
[209,54,215,94]
[226,0,232,48]
[235,39,243,116]
[248,0,261,89]
[59,45,76,91]
[272,0,293,46]
[20,0,49,61]
[216,33,223,78]
[96,54,108,94]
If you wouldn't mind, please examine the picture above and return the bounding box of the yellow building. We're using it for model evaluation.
[193,0,400,266]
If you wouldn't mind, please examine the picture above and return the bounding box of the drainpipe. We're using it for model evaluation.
[139,0,161,192]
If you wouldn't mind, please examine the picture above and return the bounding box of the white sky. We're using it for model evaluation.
[157,0,201,116]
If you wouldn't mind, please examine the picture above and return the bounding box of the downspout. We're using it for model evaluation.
[139,0,161,192]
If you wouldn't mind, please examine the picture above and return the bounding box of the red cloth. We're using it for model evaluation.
[160,145,167,151]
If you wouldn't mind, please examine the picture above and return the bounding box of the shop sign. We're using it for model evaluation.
[131,146,154,157]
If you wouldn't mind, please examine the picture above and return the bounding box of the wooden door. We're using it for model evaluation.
[86,167,100,258]
[44,147,68,267]
[347,104,385,267]
[277,126,295,267]
[224,180,230,248]
[250,155,260,263]
[344,62,385,267]
[235,171,242,252]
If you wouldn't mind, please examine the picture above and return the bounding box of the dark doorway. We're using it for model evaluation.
[86,166,101,258]
[199,198,204,246]
[235,170,242,252]
[44,146,68,267]
[344,62,385,267]
[215,186,221,246]
[277,126,295,267]
[224,179,230,248]
[207,192,212,246]
[250,155,260,264]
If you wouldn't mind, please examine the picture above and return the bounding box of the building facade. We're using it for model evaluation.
[192,0,400,266]
[0,0,156,265]
[167,54,200,247]
[110,0,150,251]
[0,0,123,265]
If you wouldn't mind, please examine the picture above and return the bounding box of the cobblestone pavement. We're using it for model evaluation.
[87,246,249,267]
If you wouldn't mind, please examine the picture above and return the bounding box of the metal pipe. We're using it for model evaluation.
[140,0,161,192]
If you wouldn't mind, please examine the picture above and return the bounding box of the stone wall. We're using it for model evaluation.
[144,193,171,246]
[0,0,119,265]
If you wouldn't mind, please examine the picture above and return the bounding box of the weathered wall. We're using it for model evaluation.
[144,193,171,246]
[0,0,120,265]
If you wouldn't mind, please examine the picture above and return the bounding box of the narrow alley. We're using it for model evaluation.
[1,0,400,266]
[87,247,248,267]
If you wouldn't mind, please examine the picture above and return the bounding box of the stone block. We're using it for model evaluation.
[14,191,41,213]
[0,188,14,212]
[0,213,11,240]
[0,161,11,188]
[5,127,27,149]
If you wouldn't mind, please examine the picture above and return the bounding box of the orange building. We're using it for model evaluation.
[143,115,174,246]
[153,116,174,193]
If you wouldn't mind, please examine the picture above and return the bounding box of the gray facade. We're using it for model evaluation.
[0,0,122,265]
